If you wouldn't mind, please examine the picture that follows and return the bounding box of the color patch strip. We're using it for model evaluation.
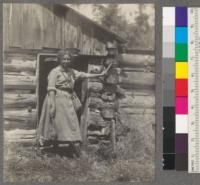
[175,44,188,61]
[175,115,188,133]
[175,27,188,43]
[176,79,188,97]
[176,7,188,27]
[175,7,188,171]
[176,63,188,78]
[163,7,175,170]
[176,97,188,114]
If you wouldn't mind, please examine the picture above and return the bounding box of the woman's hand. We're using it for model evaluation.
[49,102,56,118]
[101,63,112,76]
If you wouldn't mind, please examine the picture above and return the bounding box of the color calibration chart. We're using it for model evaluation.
[163,7,200,173]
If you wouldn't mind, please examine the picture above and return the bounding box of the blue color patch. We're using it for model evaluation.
[175,27,188,43]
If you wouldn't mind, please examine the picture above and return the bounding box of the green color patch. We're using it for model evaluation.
[175,44,188,62]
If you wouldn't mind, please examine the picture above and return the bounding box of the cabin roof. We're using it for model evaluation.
[58,4,127,44]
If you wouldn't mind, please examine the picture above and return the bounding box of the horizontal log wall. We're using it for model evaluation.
[119,53,155,129]
[4,53,37,134]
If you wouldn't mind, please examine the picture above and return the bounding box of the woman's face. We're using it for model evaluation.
[60,54,71,69]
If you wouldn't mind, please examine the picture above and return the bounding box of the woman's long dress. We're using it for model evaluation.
[36,66,85,144]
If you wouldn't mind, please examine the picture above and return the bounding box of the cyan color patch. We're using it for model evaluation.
[175,27,188,43]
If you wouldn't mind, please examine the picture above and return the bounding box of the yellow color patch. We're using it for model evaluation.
[176,62,188,79]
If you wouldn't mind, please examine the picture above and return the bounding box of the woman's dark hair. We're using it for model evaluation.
[57,50,71,63]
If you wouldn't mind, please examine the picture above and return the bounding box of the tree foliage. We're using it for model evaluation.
[92,4,154,50]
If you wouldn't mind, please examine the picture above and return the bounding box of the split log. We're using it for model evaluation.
[104,57,118,67]
[124,89,155,96]
[5,89,33,94]
[4,94,36,108]
[4,109,36,124]
[101,91,116,101]
[120,107,155,114]
[87,126,110,136]
[4,129,36,143]
[103,84,125,98]
[89,97,118,110]
[89,92,101,98]
[121,71,155,89]
[88,110,107,127]
[88,81,103,92]
[4,75,36,90]
[119,54,155,67]
[119,94,155,109]
[4,120,36,131]
[88,64,104,74]
[87,136,99,144]
[101,101,119,110]
[89,97,103,109]
[4,61,36,74]
[4,71,34,76]
[106,73,121,84]
[89,77,104,83]
[122,66,155,73]
[101,108,116,119]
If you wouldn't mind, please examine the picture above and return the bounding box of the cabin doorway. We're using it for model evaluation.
[36,53,89,126]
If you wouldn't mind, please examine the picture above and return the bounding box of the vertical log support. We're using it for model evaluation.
[105,41,119,154]
[110,118,116,154]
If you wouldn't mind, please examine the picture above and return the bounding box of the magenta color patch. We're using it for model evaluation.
[176,97,188,114]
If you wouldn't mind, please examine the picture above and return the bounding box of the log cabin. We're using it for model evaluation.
[3,4,155,150]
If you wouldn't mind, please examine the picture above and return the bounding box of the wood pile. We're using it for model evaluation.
[85,45,125,152]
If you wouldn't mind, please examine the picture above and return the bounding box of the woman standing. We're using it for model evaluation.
[36,50,110,152]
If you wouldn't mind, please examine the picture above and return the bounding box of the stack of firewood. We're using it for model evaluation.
[87,42,125,151]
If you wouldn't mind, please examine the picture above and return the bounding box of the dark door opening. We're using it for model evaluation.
[37,53,88,125]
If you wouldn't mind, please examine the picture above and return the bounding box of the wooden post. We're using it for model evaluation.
[110,118,116,154]
[80,79,89,149]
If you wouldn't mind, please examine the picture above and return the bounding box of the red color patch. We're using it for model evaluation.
[176,79,188,97]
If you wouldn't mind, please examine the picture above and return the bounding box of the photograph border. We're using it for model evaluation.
[1,0,200,185]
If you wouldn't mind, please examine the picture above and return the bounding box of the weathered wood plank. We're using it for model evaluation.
[4,94,36,109]
[119,54,155,67]
[3,4,11,50]
[22,4,43,49]
[42,5,57,48]
[121,71,155,88]
[4,75,36,90]
[10,4,23,47]
[54,7,62,49]
[32,4,43,49]
[22,4,34,49]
